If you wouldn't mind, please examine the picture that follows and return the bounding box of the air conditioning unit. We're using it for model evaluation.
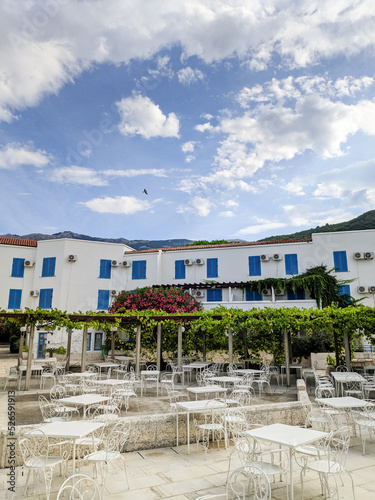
[195,290,205,298]
[272,254,282,261]
[122,260,131,267]
[364,252,375,260]
[68,254,77,262]
[111,290,118,296]
[184,259,194,266]
[357,286,369,294]
[369,286,375,293]
[24,260,35,267]
[111,260,119,267]
[275,288,285,296]
[30,290,39,297]
[262,289,271,296]
[190,289,197,296]
[195,258,205,265]
[260,254,270,261]
[354,252,365,260]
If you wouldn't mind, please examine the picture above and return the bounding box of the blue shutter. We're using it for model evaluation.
[287,287,305,300]
[249,256,261,276]
[11,258,25,277]
[338,285,351,304]
[175,260,186,279]
[207,258,218,278]
[97,290,110,310]
[42,257,56,277]
[207,289,222,302]
[8,289,22,309]
[99,259,111,279]
[246,288,263,301]
[39,289,53,309]
[333,251,348,272]
[94,332,103,350]
[132,260,146,279]
[285,254,298,275]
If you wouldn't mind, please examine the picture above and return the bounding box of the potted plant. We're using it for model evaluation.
[21,344,29,360]
[326,354,336,375]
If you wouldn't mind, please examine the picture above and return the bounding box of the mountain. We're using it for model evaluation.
[258,210,375,242]
[0,231,193,251]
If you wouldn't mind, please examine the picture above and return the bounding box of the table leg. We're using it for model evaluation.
[187,413,190,454]
[289,447,294,500]
[176,410,179,447]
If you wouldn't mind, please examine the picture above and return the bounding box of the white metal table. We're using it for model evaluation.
[206,376,242,388]
[187,385,229,400]
[280,364,303,383]
[175,399,227,454]
[59,394,110,419]
[18,364,43,388]
[331,372,366,396]
[244,423,327,500]
[236,369,261,376]
[93,362,120,377]
[140,370,160,396]
[182,362,212,384]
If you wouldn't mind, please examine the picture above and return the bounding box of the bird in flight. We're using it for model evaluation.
[143,189,148,195]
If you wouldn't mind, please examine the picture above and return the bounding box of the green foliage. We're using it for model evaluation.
[326,354,336,366]
[185,240,240,246]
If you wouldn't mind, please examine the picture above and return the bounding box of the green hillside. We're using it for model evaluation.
[258,210,375,242]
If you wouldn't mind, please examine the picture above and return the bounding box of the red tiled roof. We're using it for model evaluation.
[0,237,38,247]
[124,238,312,254]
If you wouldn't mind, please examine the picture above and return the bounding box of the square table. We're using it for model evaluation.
[330,372,366,396]
[140,370,160,396]
[28,420,105,472]
[205,376,242,388]
[18,365,43,389]
[93,362,120,377]
[244,423,327,500]
[181,362,212,384]
[59,394,110,419]
[187,385,229,400]
[236,369,262,376]
[175,399,227,454]
[280,364,303,383]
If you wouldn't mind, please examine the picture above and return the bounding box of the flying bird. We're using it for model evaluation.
[143,189,148,195]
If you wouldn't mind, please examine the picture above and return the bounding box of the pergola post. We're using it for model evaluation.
[24,325,35,391]
[156,323,162,371]
[343,330,351,370]
[135,325,141,375]
[284,328,291,387]
[66,329,72,371]
[80,325,88,372]
[177,324,183,369]
[18,326,26,366]
[110,326,117,361]
[228,328,233,364]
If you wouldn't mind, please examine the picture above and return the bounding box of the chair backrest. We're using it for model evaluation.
[50,384,66,401]
[19,428,50,467]
[326,426,351,467]
[336,365,348,372]
[38,394,56,421]
[105,419,132,452]
[57,473,101,499]
[227,464,271,500]
[147,364,157,371]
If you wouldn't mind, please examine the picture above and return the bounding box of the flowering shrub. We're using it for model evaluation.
[109,286,202,314]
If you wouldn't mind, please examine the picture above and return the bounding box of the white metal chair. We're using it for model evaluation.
[336,365,348,372]
[39,394,71,423]
[352,404,375,455]
[143,364,158,393]
[194,400,227,459]
[343,378,364,399]
[40,365,56,389]
[56,473,101,499]
[50,385,80,419]
[4,366,20,390]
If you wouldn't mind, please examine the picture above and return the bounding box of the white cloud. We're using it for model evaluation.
[283,181,305,196]
[82,196,150,214]
[219,211,235,217]
[179,196,213,217]
[195,122,213,133]
[0,143,50,169]
[116,93,179,139]
[181,141,196,153]
[103,168,167,177]
[237,222,287,236]
[48,167,108,186]
[177,67,204,85]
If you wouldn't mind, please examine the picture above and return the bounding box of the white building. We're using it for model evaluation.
[1,229,375,358]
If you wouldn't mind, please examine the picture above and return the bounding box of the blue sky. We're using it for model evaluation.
[1,1,375,241]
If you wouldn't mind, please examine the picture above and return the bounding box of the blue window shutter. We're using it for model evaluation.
[8,289,22,309]
[207,258,218,278]
[97,290,110,310]
[287,287,305,300]
[285,254,298,275]
[42,257,56,277]
[246,288,262,301]
[249,256,261,276]
[39,289,53,309]
[132,260,146,279]
[333,251,348,272]
[338,284,350,296]
[99,259,111,279]
[175,260,186,279]
[11,258,25,277]
[207,289,222,302]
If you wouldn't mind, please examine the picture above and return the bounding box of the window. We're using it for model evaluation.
[175,260,186,279]
[8,289,22,309]
[285,254,298,275]
[42,257,56,277]
[11,258,25,278]
[287,287,305,300]
[207,258,218,278]
[132,260,146,279]
[248,256,261,276]
[207,289,222,302]
[94,332,103,350]
[99,259,111,279]
[86,331,91,351]
[97,290,110,310]
[246,288,263,301]
[39,289,53,309]
[338,285,351,304]
[333,251,348,272]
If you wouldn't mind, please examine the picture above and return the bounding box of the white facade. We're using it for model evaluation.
[1,229,375,356]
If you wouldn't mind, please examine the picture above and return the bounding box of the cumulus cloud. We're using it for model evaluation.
[116,94,179,139]
[237,222,287,236]
[195,122,213,133]
[177,67,204,85]
[0,143,50,169]
[48,167,108,186]
[82,195,150,214]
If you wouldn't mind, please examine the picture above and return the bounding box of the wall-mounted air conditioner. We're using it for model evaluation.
[365,252,375,260]
[354,252,365,260]
[262,289,271,296]
[24,260,35,267]
[68,254,77,262]
[111,290,118,296]
[30,290,39,297]
[195,258,205,265]
[122,260,131,267]
[184,259,194,266]
[357,286,369,293]
[190,289,197,295]
[260,254,270,261]
[111,260,119,267]
[275,288,285,296]
[369,286,375,293]
[272,254,282,261]
[195,290,205,297]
